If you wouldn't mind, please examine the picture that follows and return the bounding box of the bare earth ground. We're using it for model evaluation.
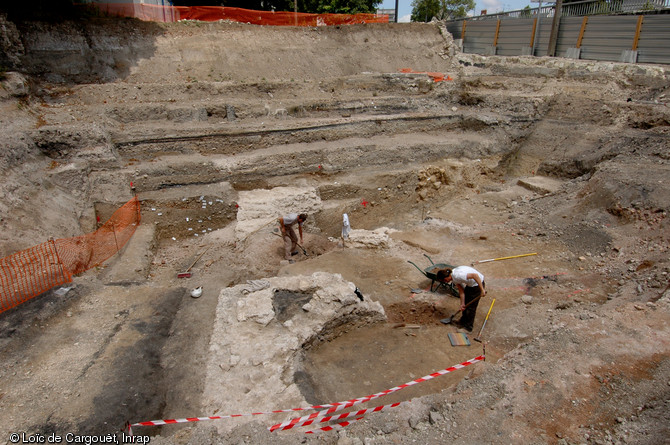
[0,16,669,445]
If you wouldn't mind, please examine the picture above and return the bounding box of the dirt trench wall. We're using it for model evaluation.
[12,20,457,84]
[0,14,23,68]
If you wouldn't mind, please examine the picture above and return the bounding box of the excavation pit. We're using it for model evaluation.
[385,300,454,325]
[2,17,669,444]
[141,197,237,243]
[272,289,314,323]
[298,322,486,408]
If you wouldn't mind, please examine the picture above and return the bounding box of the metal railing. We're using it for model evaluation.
[472,0,669,20]
[563,0,668,15]
[470,4,555,20]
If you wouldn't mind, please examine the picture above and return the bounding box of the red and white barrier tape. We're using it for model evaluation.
[129,355,484,434]
[270,402,404,432]
[305,402,409,434]
[298,402,404,434]
[307,415,364,434]
[269,355,484,432]
[566,288,590,298]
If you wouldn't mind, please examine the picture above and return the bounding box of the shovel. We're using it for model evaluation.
[177,247,209,278]
[440,293,483,325]
[271,231,308,256]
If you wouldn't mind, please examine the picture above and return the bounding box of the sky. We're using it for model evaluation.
[380,0,539,22]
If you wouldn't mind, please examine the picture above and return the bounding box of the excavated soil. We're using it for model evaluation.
[1,16,669,445]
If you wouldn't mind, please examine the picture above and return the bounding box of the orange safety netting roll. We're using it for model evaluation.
[0,240,72,314]
[0,196,141,315]
[90,3,389,26]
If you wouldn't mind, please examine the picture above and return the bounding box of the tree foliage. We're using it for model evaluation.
[410,0,474,22]
[300,0,381,14]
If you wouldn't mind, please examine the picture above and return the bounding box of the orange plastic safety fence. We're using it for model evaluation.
[54,196,141,276]
[0,196,141,315]
[0,240,72,314]
[90,3,390,26]
[399,68,454,82]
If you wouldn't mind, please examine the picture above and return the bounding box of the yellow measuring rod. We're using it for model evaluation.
[473,252,537,265]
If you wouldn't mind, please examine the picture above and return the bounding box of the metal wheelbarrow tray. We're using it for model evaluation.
[408,254,459,296]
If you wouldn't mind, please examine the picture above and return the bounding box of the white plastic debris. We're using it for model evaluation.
[342,213,351,239]
[54,286,72,296]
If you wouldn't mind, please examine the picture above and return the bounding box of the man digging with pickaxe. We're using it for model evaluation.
[278,213,307,263]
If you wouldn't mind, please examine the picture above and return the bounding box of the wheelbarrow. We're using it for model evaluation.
[407,254,459,297]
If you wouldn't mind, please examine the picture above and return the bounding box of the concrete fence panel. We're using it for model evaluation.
[637,15,670,64]
[447,13,670,65]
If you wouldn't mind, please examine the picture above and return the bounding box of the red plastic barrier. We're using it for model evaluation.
[90,3,389,26]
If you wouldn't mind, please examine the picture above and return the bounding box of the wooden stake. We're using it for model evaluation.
[576,16,588,49]
[632,15,644,51]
